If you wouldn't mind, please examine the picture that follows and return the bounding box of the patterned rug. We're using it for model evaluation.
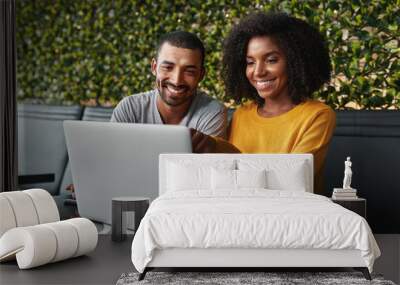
[116,271,396,285]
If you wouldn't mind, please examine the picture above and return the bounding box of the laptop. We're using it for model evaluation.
[63,121,192,225]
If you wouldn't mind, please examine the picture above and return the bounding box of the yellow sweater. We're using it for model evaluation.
[216,100,336,194]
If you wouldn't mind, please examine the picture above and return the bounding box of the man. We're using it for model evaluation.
[111,31,227,142]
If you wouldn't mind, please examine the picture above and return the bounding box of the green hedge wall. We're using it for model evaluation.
[16,0,399,109]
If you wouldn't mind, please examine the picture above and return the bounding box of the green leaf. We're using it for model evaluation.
[15,0,400,109]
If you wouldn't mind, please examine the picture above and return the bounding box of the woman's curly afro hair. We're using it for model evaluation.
[222,12,331,106]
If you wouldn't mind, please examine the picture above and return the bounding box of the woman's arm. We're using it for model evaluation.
[190,128,240,153]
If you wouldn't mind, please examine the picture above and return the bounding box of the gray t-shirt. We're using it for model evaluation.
[110,89,227,138]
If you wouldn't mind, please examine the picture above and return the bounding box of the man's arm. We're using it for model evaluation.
[194,98,228,138]
[191,101,240,152]
[199,108,227,138]
[190,129,240,153]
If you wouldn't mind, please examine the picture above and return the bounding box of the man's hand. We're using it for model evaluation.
[190,128,217,153]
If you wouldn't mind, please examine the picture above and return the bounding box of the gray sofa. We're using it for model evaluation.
[18,104,399,233]
[18,104,114,219]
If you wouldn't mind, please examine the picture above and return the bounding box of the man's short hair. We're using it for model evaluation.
[156,31,205,68]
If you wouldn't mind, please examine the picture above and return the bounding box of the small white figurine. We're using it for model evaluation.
[342,157,353,189]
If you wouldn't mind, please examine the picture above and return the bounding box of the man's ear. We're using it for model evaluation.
[151,58,157,76]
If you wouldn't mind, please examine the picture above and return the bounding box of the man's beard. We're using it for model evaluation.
[156,80,195,107]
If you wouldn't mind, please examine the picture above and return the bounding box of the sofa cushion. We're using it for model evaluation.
[17,104,82,195]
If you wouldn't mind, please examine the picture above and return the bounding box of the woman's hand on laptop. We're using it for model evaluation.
[190,129,217,153]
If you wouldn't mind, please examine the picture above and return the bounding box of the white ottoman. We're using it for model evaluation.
[0,189,98,269]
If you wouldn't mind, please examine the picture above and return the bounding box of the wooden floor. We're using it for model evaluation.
[0,234,398,284]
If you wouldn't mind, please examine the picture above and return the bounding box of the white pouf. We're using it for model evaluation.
[24,188,60,223]
[0,189,98,269]
[0,189,60,236]
[0,196,17,237]
[0,218,98,269]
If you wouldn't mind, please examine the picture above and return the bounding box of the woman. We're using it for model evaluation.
[191,12,336,194]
